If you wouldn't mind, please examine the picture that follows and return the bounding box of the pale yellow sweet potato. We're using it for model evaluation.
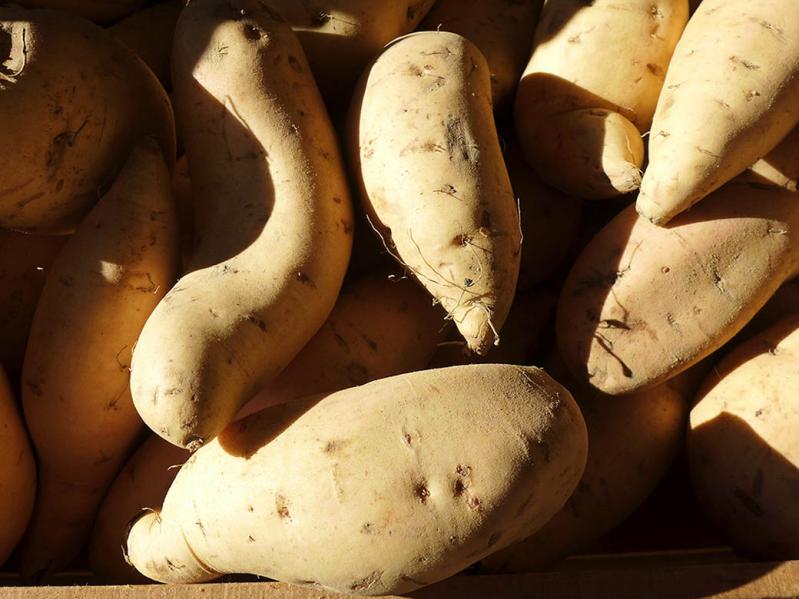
[0,6,175,232]
[420,0,543,108]
[19,139,179,577]
[349,31,521,355]
[689,313,799,559]
[637,0,799,225]
[0,365,36,567]
[515,0,688,198]
[130,0,353,449]
[557,181,799,395]
[90,271,445,581]
[126,365,587,594]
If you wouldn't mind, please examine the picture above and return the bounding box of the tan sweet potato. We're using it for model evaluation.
[515,0,688,198]
[131,0,353,449]
[126,365,587,594]
[557,181,799,395]
[19,139,179,577]
[689,313,799,559]
[637,0,799,224]
[349,31,521,355]
[0,6,175,232]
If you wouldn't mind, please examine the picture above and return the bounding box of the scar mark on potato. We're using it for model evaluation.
[295,271,315,287]
[360,522,374,534]
[351,570,383,592]
[245,314,268,332]
[592,332,633,378]
[729,55,760,70]
[445,116,479,163]
[324,440,348,454]
[275,494,291,519]
[415,482,430,503]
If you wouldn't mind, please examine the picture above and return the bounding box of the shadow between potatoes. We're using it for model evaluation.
[216,394,324,459]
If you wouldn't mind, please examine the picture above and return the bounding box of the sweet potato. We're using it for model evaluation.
[19,139,179,577]
[557,181,799,395]
[126,364,587,594]
[515,0,688,198]
[637,0,799,225]
[349,31,521,355]
[420,0,543,108]
[130,0,353,450]
[0,365,36,567]
[90,271,445,581]
[689,313,799,559]
[0,6,175,232]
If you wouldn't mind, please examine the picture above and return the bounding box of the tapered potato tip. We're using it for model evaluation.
[126,510,217,583]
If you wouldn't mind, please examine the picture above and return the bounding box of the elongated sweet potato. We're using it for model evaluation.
[349,31,521,355]
[19,139,179,577]
[90,271,445,581]
[126,365,587,594]
[637,0,799,224]
[420,0,543,108]
[0,6,175,232]
[515,0,688,198]
[558,181,799,395]
[131,0,353,450]
[0,365,36,567]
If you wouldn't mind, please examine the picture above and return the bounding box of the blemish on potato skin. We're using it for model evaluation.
[415,482,430,503]
[275,494,291,519]
[350,570,383,592]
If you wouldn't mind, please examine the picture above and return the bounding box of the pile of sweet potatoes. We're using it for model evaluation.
[1,0,798,594]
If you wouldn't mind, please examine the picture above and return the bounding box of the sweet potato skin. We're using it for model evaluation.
[126,365,587,594]
[420,0,543,108]
[130,0,353,449]
[0,6,175,233]
[18,139,179,577]
[349,31,521,355]
[557,181,799,395]
[637,0,799,225]
[689,314,799,559]
[90,271,445,581]
[515,0,688,198]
